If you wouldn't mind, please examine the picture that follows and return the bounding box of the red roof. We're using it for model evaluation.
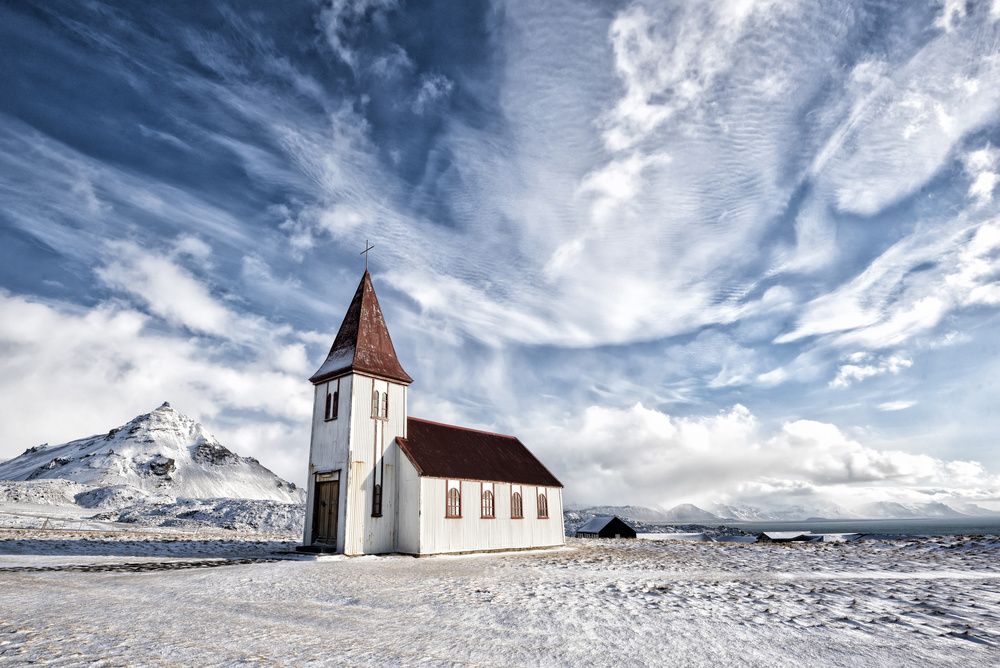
[397,417,563,487]
[310,271,413,385]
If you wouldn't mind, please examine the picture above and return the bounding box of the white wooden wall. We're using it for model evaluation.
[415,477,565,555]
[342,374,407,556]
[303,376,354,551]
[394,452,421,554]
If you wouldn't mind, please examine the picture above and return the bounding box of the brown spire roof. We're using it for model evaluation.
[397,418,563,487]
[309,271,413,385]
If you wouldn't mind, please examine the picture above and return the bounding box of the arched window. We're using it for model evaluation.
[381,391,388,419]
[372,483,382,517]
[537,491,549,519]
[371,390,380,418]
[446,486,461,518]
[325,389,339,421]
[511,492,523,519]
[482,490,495,518]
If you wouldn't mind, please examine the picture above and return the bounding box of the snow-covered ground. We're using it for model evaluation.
[2,533,999,666]
[0,491,305,535]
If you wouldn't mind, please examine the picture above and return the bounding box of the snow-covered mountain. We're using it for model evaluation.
[953,503,1000,517]
[569,499,988,523]
[661,503,720,523]
[571,505,670,522]
[763,503,855,521]
[567,504,723,523]
[861,501,968,519]
[0,402,303,503]
[711,503,777,521]
[713,500,979,521]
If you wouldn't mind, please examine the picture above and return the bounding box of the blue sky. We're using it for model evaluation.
[3,0,1000,514]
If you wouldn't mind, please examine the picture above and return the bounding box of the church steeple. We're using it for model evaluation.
[309,270,413,386]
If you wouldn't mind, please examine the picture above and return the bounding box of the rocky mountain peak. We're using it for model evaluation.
[0,404,302,503]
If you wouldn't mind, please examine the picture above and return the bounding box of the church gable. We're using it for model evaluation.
[396,418,563,488]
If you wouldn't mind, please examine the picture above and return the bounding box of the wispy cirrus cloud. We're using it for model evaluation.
[777,218,1000,351]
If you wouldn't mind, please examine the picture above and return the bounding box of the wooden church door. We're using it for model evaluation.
[312,471,340,545]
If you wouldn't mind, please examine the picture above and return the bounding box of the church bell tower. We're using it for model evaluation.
[300,270,412,554]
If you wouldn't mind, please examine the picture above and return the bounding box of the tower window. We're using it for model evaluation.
[481,489,495,518]
[511,492,523,519]
[372,483,382,517]
[446,486,461,518]
[325,387,339,421]
[381,391,388,419]
[537,491,549,519]
[371,390,380,418]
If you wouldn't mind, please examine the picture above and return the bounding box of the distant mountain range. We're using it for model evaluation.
[0,402,303,504]
[568,499,1000,525]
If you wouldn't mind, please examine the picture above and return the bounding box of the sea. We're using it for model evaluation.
[702,516,1000,536]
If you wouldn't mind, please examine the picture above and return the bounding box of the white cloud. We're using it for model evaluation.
[935,0,967,33]
[814,21,1000,217]
[602,0,787,152]
[70,173,107,216]
[96,241,237,338]
[265,104,400,259]
[317,204,370,240]
[320,0,399,70]
[830,353,912,388]
[172,235,213,264]
[370,44,413,78]
[777,219,1000,353]
[877,400,916,412]
[772,198,838,275]
[754,348,826,388]
[577,151,671,230]
[963,145,1000,206]
[413,73,454,114]
[525,402,1000,511]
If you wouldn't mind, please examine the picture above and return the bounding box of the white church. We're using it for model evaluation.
[299,270,565,556]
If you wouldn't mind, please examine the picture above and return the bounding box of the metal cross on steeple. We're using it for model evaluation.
[360,239,375,270]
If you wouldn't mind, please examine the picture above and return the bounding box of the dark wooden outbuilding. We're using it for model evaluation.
[575,515,637,539]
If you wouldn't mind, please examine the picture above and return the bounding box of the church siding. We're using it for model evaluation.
[344,374,407,555]
[394,451,421,553]
[304,376,354,550]
[416,477,565,555]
